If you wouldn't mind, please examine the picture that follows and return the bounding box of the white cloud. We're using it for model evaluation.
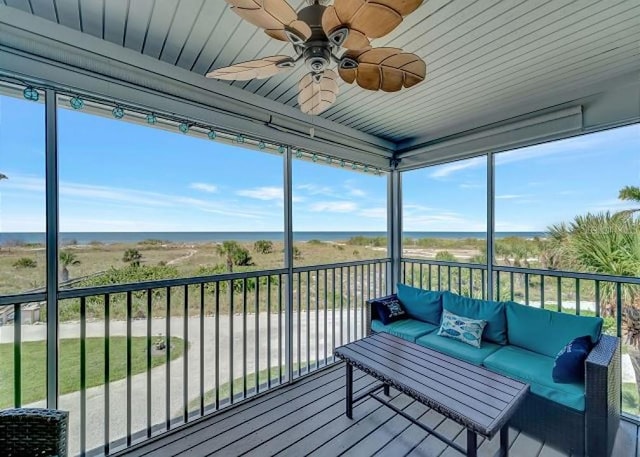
[496,194,530,200]
[190,182,218,193]
[429,157,484,178]
[1,175,267,223]
[236,186,283,201]
[358,207,386,218]
[309,201,357,213]
[460,183,483,189]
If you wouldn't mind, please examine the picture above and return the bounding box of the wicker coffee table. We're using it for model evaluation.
[334,332,529,457]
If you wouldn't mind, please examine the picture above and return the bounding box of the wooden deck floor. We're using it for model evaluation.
[118,363,638,457]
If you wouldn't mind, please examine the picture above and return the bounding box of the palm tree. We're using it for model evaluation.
[59,250,80,282]
[547,187,640,404]
[618,185,640,216]
[123,248,143,267]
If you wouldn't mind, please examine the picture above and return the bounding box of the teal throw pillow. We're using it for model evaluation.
[396,283,443,325]
[438,310,487,348]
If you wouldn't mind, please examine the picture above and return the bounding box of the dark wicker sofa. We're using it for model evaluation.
[366,293,621,457]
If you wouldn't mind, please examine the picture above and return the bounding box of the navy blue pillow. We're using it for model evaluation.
[372,297,407,325]
[552,336,593,383]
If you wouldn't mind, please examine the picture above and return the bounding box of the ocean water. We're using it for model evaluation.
[0,231,547,245]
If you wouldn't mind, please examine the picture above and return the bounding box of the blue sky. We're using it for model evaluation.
[1,93,638,233]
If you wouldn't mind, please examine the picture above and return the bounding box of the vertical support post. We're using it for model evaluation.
[387,170,402,294]
[45,89,59,410]
[486,153,495,302]
[284,146,294,383]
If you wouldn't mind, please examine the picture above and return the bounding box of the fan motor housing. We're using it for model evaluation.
[304,44,331,72]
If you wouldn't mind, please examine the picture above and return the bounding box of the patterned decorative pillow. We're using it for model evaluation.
[373,297,407,325]
[437,310,487,348]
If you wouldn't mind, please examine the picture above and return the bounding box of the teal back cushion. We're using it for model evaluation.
[396,283,443,325]
[442,292,508,345]
[506,301,603,357]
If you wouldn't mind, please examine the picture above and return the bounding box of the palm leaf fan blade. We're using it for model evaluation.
[206,56,294,81]
[338,48,426,91]
[323,0,424,49]
[298,70,339,115]
[226,0,311,42]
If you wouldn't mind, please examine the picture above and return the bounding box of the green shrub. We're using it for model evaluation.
[13,257,37,269]
[307,239,324,245]
[123,248,143,266]
[435,251,456,262]
[254,240,274,254]
[346,236,386,247]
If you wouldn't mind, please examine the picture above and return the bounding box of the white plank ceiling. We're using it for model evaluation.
[3,0,639,143]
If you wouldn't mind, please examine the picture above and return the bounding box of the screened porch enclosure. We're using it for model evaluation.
[1,1,640,456]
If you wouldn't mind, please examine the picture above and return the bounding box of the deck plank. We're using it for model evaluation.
[115,364,639,457]
[372,409,448,456]
[611,419,638,457]
[509,431,544,457]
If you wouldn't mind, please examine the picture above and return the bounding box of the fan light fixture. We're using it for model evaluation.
[206,0,427,116]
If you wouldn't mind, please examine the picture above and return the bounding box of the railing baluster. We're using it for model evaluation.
[496,271,501,301]
[267,275,272,388]
[316,270,320,370]
[540,275,545,310]
[165,287,171,428]
[411,262,415,286]
[243,278,247,398]
[558,277,563,312]
[13,303,21,408]
[146,289,152,438]
[437,265,441,291]
[278,274,283,384]
[616,283,622,338]
[510,272,514,301]
[215,282,220,409]
[340,267,344,346]
[199,284,205,416]
[104,294,110,454]
[458,267,462,294]
[80,297,86,454]
[183,285,188,422]
[469,268,473,298]
[297,272,301,377]
[525,273,529,305]
[428,265,432,290]
[447,266,452,291]
[419,263,423,289]
[575,278,581,315]
[127,290,133,445]
[347,266,351,343]
[324,269,328,365]
[229,280,234,404]
[332,268,336,362]
[595,281,601,318]
[306,271,311,373]
[481,270,486,299]
[255,276,259,394]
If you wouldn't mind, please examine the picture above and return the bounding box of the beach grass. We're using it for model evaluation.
[0,336,184,408]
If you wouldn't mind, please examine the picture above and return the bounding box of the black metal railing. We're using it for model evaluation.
[0,258,390,456]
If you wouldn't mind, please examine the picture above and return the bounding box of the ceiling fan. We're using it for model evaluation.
[206,0,427,115]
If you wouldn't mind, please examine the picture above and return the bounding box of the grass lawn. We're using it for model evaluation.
[623,382,639,416]
[0,336,184,409]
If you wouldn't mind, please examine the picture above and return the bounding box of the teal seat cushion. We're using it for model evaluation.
[415,331,501,365]
[442,292,507,345]
[506,301,603,357]
[483,345,585,411]
[396,283,443,325]
[371,318,437,343]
